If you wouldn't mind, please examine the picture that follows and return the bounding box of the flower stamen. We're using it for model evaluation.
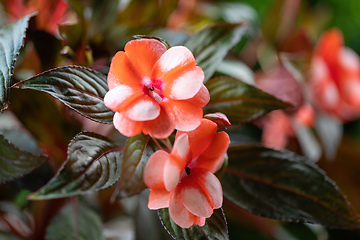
[185,167,191,175]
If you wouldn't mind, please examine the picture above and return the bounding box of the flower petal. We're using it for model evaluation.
[177,119,217,159]
[180,172,213,218]
[153,46,196,76]
[144,150,169,189]
[148,189,171,209]
[162,134,191,191]
[163,158,182,192]
[125,39,167,78]
[144,150,182,193]
[163,100,203,132]
[181,169,223,217]
[261,110,292,150]
[193,216,206,227]
[107,51,143,89]
[171,134,191,163]
[124,96,160,121]
[169,188,198,228]
[104,85,134,112]
[191,131,230,173]
[316,28,342,67]
[181,187,213,218]
[113,112,143,137]
[163,66,204,100]
[201,171,223,209]
[142,107,175,139]
[187,84,210,108]
[339,47,360,72]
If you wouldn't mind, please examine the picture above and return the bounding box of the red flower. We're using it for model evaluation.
[144,119,230,228]
[104,39,209,139]
[310,28,360,121]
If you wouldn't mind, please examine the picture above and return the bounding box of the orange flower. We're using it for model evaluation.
[104,39,209,139]
[310,28,360,121]
[144,119,230,228]
[259,104,315,150]
[259,110,294,150]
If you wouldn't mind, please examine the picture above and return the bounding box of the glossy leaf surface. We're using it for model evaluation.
[0,13,35,111]
[158,208,229,240]
[0,134,47,183]
[184,23,248,82]
[116,134,155,198]
[45,202,104,240]
[29,132,123,199]
[221,145,360,228]
[204,77,291,123]
[12,66,114,123]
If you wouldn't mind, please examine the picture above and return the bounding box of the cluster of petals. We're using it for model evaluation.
[104,39,209,139]
[259,104,315,150]
[144,119,230,228]
[255,64,315,150]
[310,28,360,122]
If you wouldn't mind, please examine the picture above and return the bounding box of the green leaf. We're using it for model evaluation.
[158,208,229,240]
[0,232,20,240]
[0,133,47,183]
[89,0,118,39]
[216,60,255,85]
[116,134,155,198]
[29,132,123,200]
[45,202,104,240]
[221,145,360,229]
[133,35,171,49]
[0,12,35,111]
[184,23,248,82]
[204,77,291,123]
[12,66,114,124]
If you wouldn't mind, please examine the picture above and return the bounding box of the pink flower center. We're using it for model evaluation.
[143,78,165,103]
[185,167,191,175]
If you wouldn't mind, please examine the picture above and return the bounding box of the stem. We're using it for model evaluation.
[161,138,173,151]
[151,137,164,151]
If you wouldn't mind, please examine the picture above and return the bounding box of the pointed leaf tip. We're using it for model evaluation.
[204,76,291,123]
[29,132,123,200]
[0,133,47,183]
[12,66,114,124]
[0,12,36,111]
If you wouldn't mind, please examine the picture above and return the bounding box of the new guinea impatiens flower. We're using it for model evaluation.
[144,119,230,228]
[104,39,210,139]
[310,28,360,121]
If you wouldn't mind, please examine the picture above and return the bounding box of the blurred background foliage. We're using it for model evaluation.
[1,0,360,239]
